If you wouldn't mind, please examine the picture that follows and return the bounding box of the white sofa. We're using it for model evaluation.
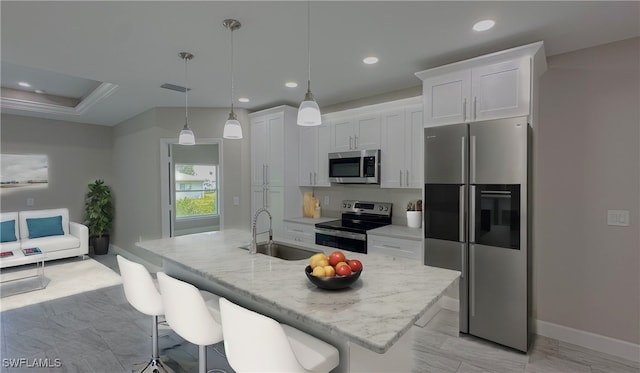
[0,208,89,261]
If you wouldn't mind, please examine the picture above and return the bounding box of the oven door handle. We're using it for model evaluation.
[315,228,367,241]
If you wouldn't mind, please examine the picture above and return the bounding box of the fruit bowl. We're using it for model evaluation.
[305,265,362,290]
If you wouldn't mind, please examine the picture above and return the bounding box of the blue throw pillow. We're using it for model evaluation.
[0,220,17,242]
[27,216,64,239]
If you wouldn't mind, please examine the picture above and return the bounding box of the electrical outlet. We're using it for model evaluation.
[233,196,240,206]
[607,210,630,226]
[323,196,329,206]
[26,198,34,206]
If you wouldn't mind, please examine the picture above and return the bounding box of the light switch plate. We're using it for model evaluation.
[323,196,329,206]
[607,210,630,226]
[26,198,34,206]
[233,196,240,206]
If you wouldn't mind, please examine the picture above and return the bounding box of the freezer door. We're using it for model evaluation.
[425,238,468,333]
[424,123,467,184]
[469,242,528,351]
[469,117,527,185]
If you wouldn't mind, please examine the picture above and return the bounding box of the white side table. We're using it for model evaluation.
[0,248,47,295]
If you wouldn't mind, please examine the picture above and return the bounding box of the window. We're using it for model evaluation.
[175,164,218,219]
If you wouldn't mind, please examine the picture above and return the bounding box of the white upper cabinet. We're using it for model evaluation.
[250,106,301,237]
[471,58,531,122]
[423,70,471,126]
[417,41,547,128]
[298,122,330,187]
[380,104,423,188]
[328,113,381,152]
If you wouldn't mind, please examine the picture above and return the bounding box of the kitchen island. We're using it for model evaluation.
[136,229,459,372]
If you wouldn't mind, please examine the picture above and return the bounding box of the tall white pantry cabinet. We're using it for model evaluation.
[250,106,302,237]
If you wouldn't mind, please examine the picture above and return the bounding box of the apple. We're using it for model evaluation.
[336,264,352,276]
[347,259,363,272]
[334,261,348,269]
[328,251,346,266]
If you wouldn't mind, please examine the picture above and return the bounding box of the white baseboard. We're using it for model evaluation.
[534,319,640,363]
[415,295,639,362]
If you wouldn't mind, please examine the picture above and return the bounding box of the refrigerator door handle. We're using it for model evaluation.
[470,185,476,243]
[470,243,475,317]
[459,185,466,280]
[470,135,477,183]
[459,185,465,242]
[461,136,466,183]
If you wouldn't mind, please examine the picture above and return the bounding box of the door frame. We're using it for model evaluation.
[160,138,224,238]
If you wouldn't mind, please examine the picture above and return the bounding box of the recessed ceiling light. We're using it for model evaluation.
[238,97,250,103]
[285,81,298,88]
[363,56,379,65]
[473,19,495,32]
[18,81,31,88]
[35,89,45,94]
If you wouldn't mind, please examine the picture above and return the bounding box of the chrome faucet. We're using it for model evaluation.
[251,207,273,254]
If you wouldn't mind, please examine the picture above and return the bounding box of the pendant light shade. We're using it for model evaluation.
[297,1,321,126]
[223,111,243,139]
[178,52,195,145]
[223,19,243,139]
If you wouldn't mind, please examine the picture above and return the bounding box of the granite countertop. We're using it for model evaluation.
[283,216,338,225]
[136,229,459,354]
[368,224,423,240]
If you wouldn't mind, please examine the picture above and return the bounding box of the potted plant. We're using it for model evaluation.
[406,199,422,228]
[84,179,113,255]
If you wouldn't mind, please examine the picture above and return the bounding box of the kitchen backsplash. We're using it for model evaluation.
[310,185,421,226]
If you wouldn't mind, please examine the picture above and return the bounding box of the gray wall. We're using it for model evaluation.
[111,106,251,256]
[534,37,639,344]
[0,114,113,222]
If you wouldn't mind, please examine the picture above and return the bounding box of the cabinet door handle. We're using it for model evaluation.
[265,164,269,184]
[263,164,267,185]
[400,170,403,187]
[314,172,317,185]
[473,96,477,120]
[463,97,467,122]
[309,172,312,185]
[354,135,358,149]
[405,170,409,186]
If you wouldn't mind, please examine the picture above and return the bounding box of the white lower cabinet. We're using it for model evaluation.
[367,235,422,261]
[283,222,316,245]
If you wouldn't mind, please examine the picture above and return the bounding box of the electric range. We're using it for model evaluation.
[315,200,392,254]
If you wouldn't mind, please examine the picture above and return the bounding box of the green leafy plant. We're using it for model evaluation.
[84,179,113,238]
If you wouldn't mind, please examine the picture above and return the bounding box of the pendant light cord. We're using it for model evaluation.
[230,25,235,113]
[184,56,189,125]
[307,0,311,92]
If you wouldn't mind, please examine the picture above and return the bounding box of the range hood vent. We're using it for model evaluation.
[161,83,190,93]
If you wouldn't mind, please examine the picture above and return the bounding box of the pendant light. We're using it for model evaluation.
[297,0,321,126]
[178,52,196,145]
[223,19,243,139]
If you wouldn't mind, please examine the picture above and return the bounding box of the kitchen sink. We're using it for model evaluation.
[238,241,319,261]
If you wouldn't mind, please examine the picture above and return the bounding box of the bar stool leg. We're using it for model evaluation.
[198,345,207,373]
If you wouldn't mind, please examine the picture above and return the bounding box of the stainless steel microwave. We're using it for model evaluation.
[328,149,380,184]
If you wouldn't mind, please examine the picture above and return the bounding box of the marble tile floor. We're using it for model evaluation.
[1,252,638,373]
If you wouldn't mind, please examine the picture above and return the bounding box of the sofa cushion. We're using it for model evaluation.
[19,208,69,240]
[0,240,21,252]
[1,220,17,242]
[21,235,80,254]
[26,216,65,239]
[0,212,20,242]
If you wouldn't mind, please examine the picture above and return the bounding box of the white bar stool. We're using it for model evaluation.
[219,297,339,373]
[157,272,224,373]
[116,255,172,373]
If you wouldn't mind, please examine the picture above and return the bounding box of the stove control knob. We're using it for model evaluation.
[384,206,389,211]
[378,206,384,211]
[347,203,352,208]
[342,203,347,208]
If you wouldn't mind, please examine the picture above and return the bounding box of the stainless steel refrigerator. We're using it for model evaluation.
[424,116,529,352]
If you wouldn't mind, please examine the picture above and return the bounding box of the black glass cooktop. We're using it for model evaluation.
[316,218,390,234]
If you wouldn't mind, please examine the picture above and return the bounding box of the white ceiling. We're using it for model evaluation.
[1,1,638,126]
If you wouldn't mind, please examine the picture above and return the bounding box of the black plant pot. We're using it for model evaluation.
[92,235,110,255]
